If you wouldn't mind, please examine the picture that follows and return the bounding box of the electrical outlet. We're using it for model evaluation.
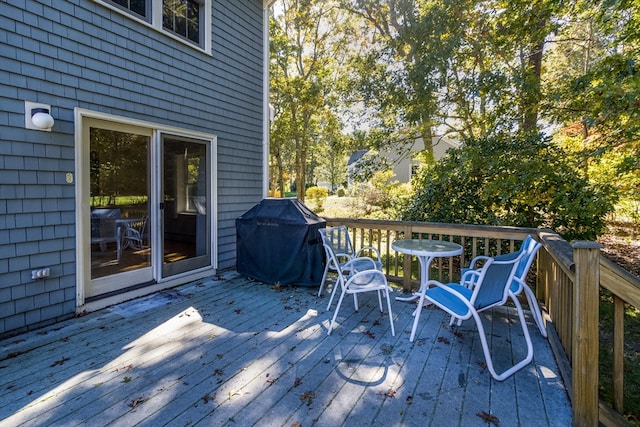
[31,268,51,279]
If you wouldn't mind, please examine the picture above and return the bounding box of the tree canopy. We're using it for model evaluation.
[269,0,640,237]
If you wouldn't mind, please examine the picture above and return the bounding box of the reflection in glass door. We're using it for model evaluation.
[88,124,152,296]
[161,135,211,277]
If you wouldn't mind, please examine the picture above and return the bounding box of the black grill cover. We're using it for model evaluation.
[236,198,326,286]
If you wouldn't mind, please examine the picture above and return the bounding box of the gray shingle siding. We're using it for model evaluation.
[0,0,266,336]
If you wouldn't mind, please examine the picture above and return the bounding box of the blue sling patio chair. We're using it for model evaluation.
[410,249,533,381]
[318,226,383,308]
[461,235,546,337]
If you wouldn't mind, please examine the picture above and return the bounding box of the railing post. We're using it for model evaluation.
[571,241,602,427]
[402,224,412,292]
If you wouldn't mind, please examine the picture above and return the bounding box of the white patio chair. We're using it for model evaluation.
[318,226,383,310]
[327,268,395,336]
[461,235,545,336]
[410,250,532,381]
[317,225,382,299]
[90,208,122,261]
[122,216,149,251]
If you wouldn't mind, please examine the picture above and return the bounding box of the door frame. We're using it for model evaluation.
[74,108,218,311]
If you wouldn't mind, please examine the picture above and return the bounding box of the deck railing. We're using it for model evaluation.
[324,218,640,427]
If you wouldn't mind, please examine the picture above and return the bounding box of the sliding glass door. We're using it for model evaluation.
[161,135,211,277]
[80,115,215,301]
[87,120,153,297]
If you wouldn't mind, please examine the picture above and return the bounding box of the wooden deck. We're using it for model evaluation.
[0,272,571,426]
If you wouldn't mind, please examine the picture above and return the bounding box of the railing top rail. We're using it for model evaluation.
[324,217,538,237]
[538,229,575,278]
[600,255,640,307]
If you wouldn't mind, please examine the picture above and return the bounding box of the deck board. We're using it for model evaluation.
[0,271,572,426]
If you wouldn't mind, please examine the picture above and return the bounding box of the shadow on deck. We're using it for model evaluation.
[0,271,571,426]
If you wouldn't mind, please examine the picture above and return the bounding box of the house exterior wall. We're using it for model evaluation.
[347,137,461,184]
[0,0,266,337]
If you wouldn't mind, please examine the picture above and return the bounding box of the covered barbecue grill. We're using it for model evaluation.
[236,198,326,286]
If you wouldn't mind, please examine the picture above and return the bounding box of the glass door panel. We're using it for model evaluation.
[161,135,210,277]
[89,126,152,292]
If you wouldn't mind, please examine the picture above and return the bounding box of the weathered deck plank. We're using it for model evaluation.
[0,271,571,426]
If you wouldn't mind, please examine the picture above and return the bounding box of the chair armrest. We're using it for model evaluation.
[334,252,353,263]
[343,256,377,272]
[461,269,482,288]
[467,255,490,270]
[355,246,381,261]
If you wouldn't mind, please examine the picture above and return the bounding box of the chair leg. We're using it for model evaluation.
[385,288,395,336]
[473,297,534,381]
[328,288,347,335]
[116,233,121,262]
[522,284,548,337]
[318,263,331,297]
[326,276,342,311]
[410,291,428,342]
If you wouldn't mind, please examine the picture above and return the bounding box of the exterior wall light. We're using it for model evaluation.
[25,101,55,131]
[31,108,55,129]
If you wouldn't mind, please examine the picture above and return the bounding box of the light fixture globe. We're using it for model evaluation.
[31,108,55,129]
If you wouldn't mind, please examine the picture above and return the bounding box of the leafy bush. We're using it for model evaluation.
[305,186,329,210]
[403,133,617,240]
[348,170,412,220]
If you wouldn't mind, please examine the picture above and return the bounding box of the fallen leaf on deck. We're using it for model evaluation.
[128,396,147,408]
[377,389,397,398]
[294,377,302,387]
[300,391,316,406]
[50,357,69,367]
[406,395,413,404]
[363,330,376,339]
[477,360,487,369]
[202,393,216,403]
[476,411,500,425]
[437,336,450,344]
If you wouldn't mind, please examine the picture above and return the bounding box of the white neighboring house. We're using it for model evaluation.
[347,136,461,184]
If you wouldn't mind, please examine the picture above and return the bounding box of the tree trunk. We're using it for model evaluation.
[523,38,544,133]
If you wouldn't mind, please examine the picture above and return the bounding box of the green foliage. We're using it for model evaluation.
[305,186,329,210]
[348,170,412,220]
[403,134,617,240]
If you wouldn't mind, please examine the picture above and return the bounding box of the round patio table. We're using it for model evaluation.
[391,239,463,301]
